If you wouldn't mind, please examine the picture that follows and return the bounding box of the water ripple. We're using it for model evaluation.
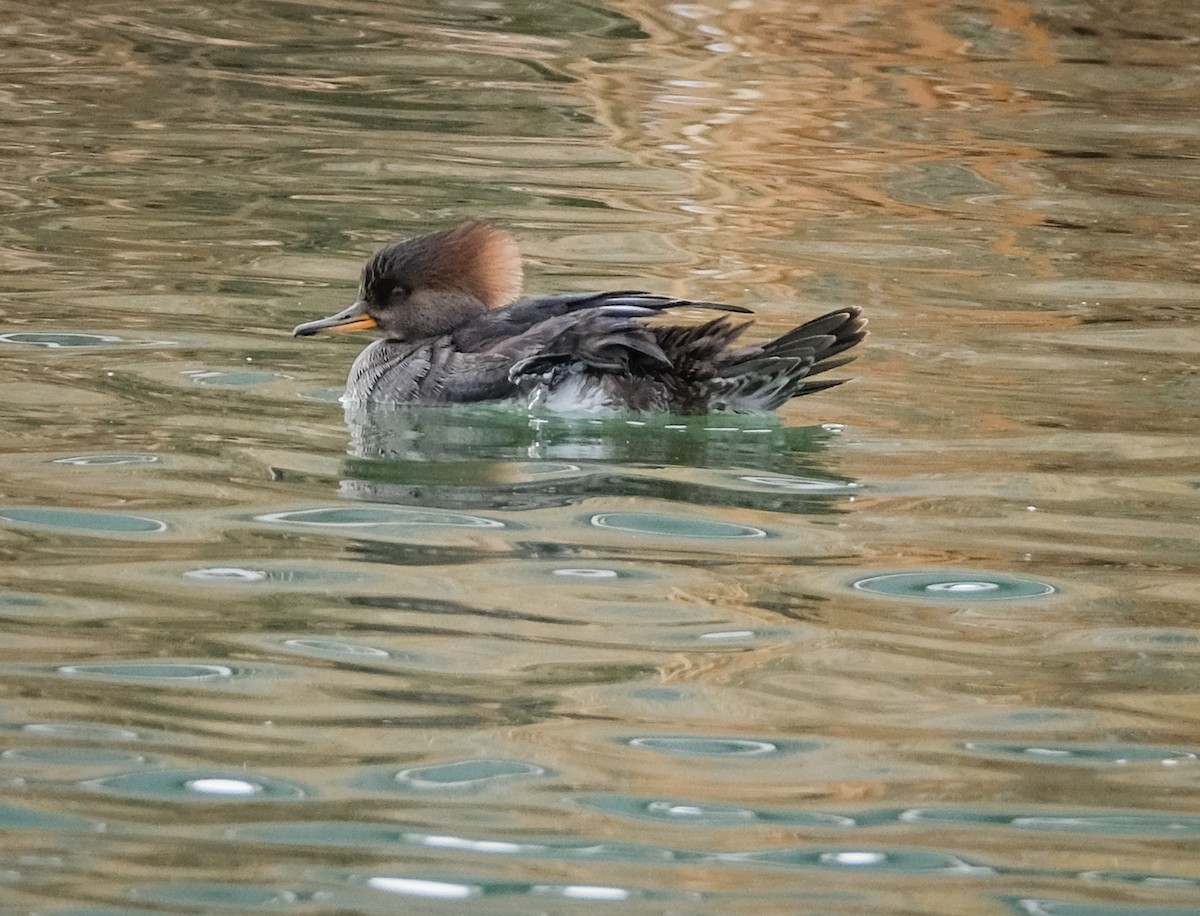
[57,662,237,684]
[256,506,505,530]
[83,770,312,801]
[0,506,167,535]
[590,512,767,539]
[624,736,817,757]
[0,331,173,348]
[853,571,1056,601]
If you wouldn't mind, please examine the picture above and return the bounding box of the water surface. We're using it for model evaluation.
[2,0,1199,912]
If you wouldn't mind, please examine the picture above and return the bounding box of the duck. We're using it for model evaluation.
[293,222,867,414]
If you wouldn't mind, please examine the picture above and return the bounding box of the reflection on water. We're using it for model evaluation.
[341,403,847,514]
[853,571,1057,601]
[2,0,1199,912]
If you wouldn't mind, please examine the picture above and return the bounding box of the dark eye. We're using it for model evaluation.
[367,277,404,305]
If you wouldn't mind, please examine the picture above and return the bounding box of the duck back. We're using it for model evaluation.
[338,293,865,414]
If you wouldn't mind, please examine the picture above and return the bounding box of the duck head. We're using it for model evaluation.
[293,221,523,341]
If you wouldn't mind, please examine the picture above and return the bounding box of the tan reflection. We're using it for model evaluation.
[569,0,1058,282]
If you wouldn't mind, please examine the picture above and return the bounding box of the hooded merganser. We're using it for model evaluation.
[293,222,867,413]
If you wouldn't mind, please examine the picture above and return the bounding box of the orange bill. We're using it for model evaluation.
[293,300,378,337]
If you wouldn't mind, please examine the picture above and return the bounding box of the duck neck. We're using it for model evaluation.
[395,290,489,340]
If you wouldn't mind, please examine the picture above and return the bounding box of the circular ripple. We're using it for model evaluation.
[83,769,310,801]
[625,736,814,757]
[965,742,1197,767]
[184,567,268,583]
[184,370,289,387]
[367,877,477,900]
[732,847,991,874]
[58,662,235,684]
[188,777,262,797]
[179,565,352,587]
[852,572,1055,601]
[53,454,160,467]
[257,506,504,529]
[579,795,757,825]
[646,799,759,824]
[551,567,620,579]
[392,759,547,790]
[0,331,126,348]
[590,513,766,539]
[0,507,166,535]
[300,387,346,403]
[282,638,393,659]
[698,629,758,642]
[537,885,630,902]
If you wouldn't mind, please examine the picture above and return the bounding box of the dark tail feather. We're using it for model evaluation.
[790,377,848,395]
[763,306,867,379]
[757,334,834,362]
[708,306,867,411]
[762,307,866,357]
[808,354,856,377]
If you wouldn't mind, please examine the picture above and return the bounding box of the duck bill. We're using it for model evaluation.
[293,300,378,337]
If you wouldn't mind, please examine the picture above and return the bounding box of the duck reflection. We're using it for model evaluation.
[337,403,856,516]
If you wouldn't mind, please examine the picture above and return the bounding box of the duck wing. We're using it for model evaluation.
[451,291,750,352]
